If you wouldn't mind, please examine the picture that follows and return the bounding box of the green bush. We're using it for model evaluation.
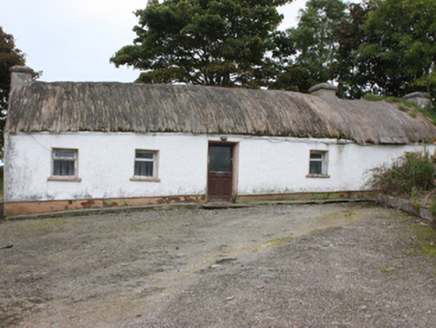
[371,152,435,196]
[430,200,436,217]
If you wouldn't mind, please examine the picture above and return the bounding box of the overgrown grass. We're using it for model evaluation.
[370,152,435,197]
[363,94,417,107]
[363,93,436,125]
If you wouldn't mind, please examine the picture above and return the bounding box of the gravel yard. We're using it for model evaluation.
[0,203,435,327]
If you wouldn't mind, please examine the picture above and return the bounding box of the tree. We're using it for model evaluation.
[0,27,25,149]
[336,0,436,98]
[111,0,291,88]
[272,0,347,92]
[333,1,375,98]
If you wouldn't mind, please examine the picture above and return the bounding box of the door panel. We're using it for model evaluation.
[208,145,233,202]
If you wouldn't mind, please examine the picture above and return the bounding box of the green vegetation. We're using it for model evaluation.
[362,94,409,104]
[1,28,26,150]
[363,93,436,124]
[5,218,67,236]
[309,193,328,200]
[112,0,436,99]
[335,0,436,99]
[410,110,417,119]
[410,223,436,257]
[370,152,435,197]
[110,0,290,88]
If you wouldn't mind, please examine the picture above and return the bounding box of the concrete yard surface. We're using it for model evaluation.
[0,203,435,327]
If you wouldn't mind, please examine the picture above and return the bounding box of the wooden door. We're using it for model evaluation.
[208,144,233,202]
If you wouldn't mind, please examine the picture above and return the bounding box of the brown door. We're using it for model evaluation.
[208,144,233,202]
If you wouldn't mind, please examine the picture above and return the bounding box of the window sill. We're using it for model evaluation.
[48,177,82,182]
[130,177,161,182]
[306,174,330,179]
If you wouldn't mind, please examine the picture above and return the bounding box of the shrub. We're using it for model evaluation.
[430,200,436,217]
[370,152,435,196]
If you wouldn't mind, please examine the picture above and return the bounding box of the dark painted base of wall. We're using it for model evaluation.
[4,195,206,217]
[3,191,378,218]
[237,190,378,203]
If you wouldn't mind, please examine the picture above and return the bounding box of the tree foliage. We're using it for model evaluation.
[111,0,291,88]
[0,27,25,148]
[274,0,347,92]
[112,0,436,100]
[335,0,436,98]
[333,1,375,98]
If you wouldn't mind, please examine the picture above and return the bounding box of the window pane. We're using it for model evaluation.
[135,161,154,177]
[310,152,323,159]
[209,145,232,172]
[54,150,76,158]
[310,161,322,174]
[54,159,75,176]
[136,151,154,159]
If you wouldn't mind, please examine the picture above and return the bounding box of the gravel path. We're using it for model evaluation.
[0,203,435,327]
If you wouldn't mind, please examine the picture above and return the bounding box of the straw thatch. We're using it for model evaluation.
[6,82,436,144]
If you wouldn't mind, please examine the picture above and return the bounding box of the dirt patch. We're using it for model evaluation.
[0,203,435,327]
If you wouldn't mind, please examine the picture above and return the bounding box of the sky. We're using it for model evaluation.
[0,0,358,83]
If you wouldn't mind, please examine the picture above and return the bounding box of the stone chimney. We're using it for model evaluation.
[401,92,432,109]
[308,83,338,98]
[10,65,34,90]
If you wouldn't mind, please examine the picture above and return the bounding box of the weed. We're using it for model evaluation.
[430,200,436,217]
[370,151,434,197]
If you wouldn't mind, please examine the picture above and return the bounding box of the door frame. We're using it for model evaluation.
[207,141,238,203]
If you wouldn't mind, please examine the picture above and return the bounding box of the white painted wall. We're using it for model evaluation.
[4,132,435,202]
[238,137,433,195]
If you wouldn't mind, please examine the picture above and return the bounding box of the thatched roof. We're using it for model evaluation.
[6,82,436,144]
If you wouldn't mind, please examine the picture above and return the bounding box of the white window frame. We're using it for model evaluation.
[131,149,160,182]
[48,148,81,182]
[306,150,330,178]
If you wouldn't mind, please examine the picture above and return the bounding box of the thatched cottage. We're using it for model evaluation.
[4,66,436,216]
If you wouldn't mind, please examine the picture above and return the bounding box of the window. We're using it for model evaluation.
[307,150,329,178]
[132,150,160,181]
[49,148,80,181]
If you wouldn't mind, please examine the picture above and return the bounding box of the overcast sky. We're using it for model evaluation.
[0,0,358,83]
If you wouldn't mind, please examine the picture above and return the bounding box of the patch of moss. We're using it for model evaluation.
[380,267,400,274]
[257,237,294,250]
[119,200,129,206]
[362,93,436,126]
[309,193,328,200]
[410,223,436,257]
[6,218,67,236]
[328,193,342,200]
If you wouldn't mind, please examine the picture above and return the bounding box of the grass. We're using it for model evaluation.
[363,93,436,125]
[410,223,436,257]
